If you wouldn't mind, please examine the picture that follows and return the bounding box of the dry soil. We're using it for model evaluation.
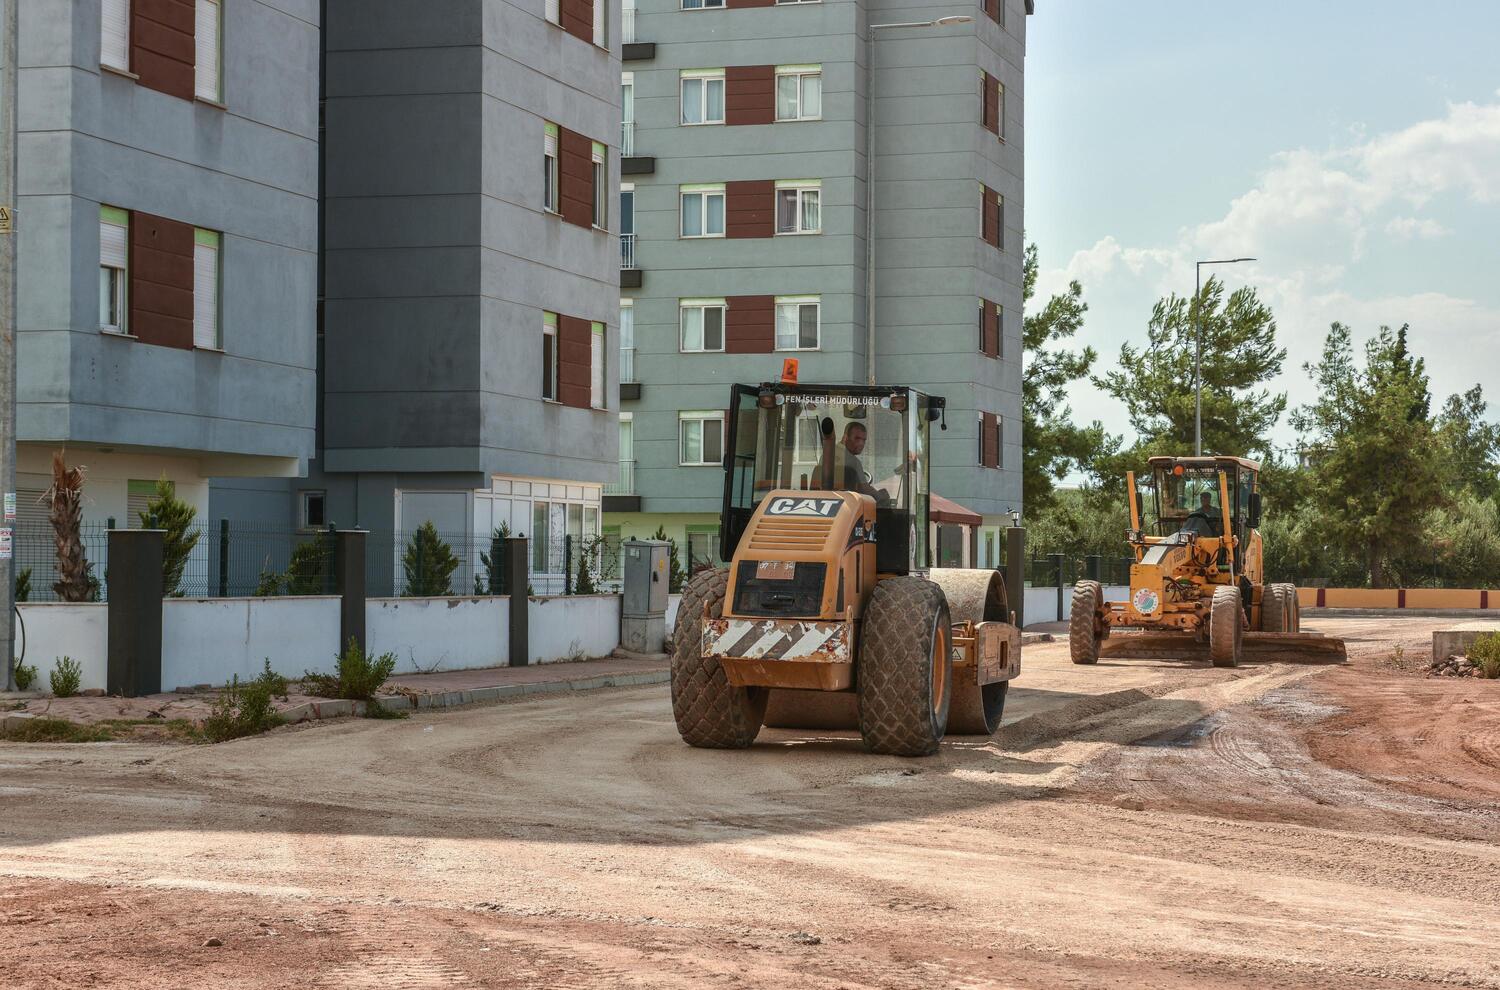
[2,614,1497,989]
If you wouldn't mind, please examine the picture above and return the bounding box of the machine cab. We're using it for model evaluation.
[1143,456,1262,544]
[719,383,944,574]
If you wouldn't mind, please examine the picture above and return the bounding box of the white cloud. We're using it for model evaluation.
[1036,99,1500,451]
[1385,216,1450,240]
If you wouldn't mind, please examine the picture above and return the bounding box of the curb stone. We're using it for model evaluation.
[277,670,670,724]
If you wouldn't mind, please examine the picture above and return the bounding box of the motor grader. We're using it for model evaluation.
[1069,455,1344,667]
[670,379,1020,757]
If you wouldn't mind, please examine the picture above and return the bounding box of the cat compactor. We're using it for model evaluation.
[670,381,1020,757]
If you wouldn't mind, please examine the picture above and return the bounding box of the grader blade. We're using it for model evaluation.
[1097,630,1346,662]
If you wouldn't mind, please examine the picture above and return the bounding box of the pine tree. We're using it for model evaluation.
[403,521,460,596]
[1292,324,1446,588]
[651,526,687,593]
[285,531,335,595]
[138,476,200,596]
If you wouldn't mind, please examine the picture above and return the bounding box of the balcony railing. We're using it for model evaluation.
[620,232,637,270]
[604,459,636,496]
[620,346,636,384]
[621,119,635,157]
[622,7,635,43]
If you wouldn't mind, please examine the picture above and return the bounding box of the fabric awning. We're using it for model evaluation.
[930,493,982,527]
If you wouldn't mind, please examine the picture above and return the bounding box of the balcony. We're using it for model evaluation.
[622,7,635,43]
[621,119,635,157]
[620,233,641,288]
[603,459,640,512]
[619,346,640,400]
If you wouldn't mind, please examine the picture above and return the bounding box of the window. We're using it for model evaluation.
[593,0,605,46]
[680,184,725,237]
[544,124,559,213]
[793,416,822,463]
[775,67,822,121]
[542,312,558,400]
[680,412,725,466]
[775,182,820,234]
[680,71,725,125]
[620,299,635,382]
[193,229,221,349]
[994,304,1003,358]
[592,143,607,228]
[775,297,819,350]
[682,0,725,9]
[680,300,725,352]
[621,74,635,155]
[590,321,606,409]
[99,206,129,334]
[978,416,985,466]
[301,491,327,529]
[996,78,1006,141]
[996,191,1005,249]
[195,0,222,102]
[546,0,561,25]
[101,0,129,71]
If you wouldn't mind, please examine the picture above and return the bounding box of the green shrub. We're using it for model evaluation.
[1470,632,1500,680]
[476,522,512,595]
[13,663,38,691]
[403,521,459,596]
[50,656,82,698]
[649,526,687,593]
[304,638,397,702]
[254,564,284,597]
[137,476,200,596]
[285,532,335,595]
[14,567,30,603]
[201,672,284,743]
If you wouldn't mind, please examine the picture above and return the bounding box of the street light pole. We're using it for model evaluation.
[1193,256,1256,456]
[865,15,971,387]
[0,0,17,691]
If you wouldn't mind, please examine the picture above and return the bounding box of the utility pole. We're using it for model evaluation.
[1,0,17,690]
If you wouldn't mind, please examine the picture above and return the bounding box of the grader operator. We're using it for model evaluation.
[670,380,1020,757]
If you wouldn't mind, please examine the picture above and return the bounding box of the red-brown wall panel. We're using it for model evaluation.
[558,127,595,229]
[727,0,775,7]
[562,0,595,44]
[982,72,999,134]
[982,185,1000,248]
[132,0,195,101]
[726,180,774,239]
[130,211,195,350]
[725,66,775,126]
[557,315,593,409]
[725,295,774,354]
[981,299,999,357]
[981,412,999,468]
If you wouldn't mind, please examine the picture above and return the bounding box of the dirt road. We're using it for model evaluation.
[3,614,1498,989]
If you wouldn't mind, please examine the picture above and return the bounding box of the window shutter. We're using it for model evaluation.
[102,0,130,70]
[981,299,998,357]
[982,72,999,133]
[194,239,219,348]
[100,217,128,269]
[195,0,220,101]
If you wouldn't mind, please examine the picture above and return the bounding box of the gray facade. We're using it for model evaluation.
[18,0,319,515]
[214,0,624,595]
[614,0,1026,557]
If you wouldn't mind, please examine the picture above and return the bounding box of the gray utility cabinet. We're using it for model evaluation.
[621,540,672,654]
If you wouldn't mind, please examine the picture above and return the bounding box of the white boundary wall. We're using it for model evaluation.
[529,595,621,663]
[367,597,508,672]
[163,597,343,690]
[14,603,109,691]
[1024,585,1130,626]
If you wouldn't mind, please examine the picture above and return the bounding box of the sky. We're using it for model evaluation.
[1024,1,1500,459]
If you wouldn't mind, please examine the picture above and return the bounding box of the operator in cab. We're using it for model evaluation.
[818,421,881,499]
[1196,492,1224,536]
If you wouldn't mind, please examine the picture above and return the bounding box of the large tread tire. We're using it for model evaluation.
[1209,585,1244,668]
[947,680,1008,735]
[670,568,768,749]
[1260,584,1287,633]
[857,577,952,757]
[1282,584,1303,632]
[1069,581,1103,665]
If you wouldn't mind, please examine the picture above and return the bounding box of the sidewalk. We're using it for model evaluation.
[1,652,671,731]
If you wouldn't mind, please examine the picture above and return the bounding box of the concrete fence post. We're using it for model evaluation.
[1050,552,1066,623]
[1006,526,1025,628]
[335,529,367,655]
[107,529,164,697]
[505,537,529,666]
[217,519,230,597]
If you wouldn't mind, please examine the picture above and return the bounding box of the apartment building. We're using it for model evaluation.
[606,0,1030,570]
[17,0,319,539]
[215,0,622,594]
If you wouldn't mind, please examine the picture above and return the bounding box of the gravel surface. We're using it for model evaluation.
[1,614,1497,988]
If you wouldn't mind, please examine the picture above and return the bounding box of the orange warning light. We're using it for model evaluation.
[1173,464,1184,476]
[780,358,799,385]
